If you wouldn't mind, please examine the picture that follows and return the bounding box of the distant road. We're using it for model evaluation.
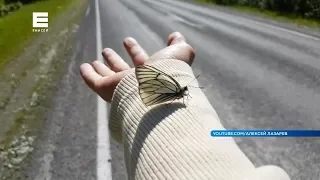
[26,0,320,180]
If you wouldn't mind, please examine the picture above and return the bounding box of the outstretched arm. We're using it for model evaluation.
[80,32,290,180]
[109,59,290,180]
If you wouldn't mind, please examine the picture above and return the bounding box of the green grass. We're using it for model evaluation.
[0,0,73,71]
[195,0,320,28]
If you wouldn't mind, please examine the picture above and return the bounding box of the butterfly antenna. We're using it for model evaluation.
[188,85,205,89]
[186,75,204,89]
[186,75,200,86]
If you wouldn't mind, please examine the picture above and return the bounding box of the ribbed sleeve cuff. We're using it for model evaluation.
[109,59,194,142]
[108,59,290,180]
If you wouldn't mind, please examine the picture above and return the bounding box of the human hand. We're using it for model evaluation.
[80,32,195,102]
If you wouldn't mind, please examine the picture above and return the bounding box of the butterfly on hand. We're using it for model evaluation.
[135,64,202,106]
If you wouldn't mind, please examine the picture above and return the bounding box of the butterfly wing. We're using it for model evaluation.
[135,65,183,106]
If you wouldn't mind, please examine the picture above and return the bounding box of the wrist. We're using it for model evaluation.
[109,59,195,143]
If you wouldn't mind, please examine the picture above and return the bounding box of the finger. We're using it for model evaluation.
[92,60,115,76]
[96,69,133,91]
[124,37,149,67]
[102,48,130,72]
[80,63,102,90]
[95,69,133,101]
[167,32,186,46]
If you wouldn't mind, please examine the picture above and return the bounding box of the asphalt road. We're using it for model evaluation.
[25,0,320,180]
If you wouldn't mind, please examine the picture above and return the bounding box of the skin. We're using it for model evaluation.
[80,32,195,102]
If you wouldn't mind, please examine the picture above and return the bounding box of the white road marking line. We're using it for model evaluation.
[85,5,90,17]
[95,0,112,179]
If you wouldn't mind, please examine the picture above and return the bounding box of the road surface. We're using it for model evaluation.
[25,0,320,179]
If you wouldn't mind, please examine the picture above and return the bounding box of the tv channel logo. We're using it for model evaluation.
[32,12,48,32]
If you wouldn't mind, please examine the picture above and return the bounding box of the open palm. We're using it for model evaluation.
[80,32,195,102]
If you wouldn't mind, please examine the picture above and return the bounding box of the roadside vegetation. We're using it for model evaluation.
[196,0,320,28]
[0,0,51,17]
[0,0,86,179]
[0,2,22,17]
[0,0,74,71]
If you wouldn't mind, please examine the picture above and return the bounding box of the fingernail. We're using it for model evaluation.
[102,48,112,56]
[124,37,136,47]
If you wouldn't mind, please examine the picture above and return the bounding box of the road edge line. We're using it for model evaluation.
[95,0,112,179]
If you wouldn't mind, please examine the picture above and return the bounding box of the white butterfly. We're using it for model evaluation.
[135,64,201,106]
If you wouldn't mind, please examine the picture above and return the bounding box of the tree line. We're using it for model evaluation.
[4,0,44,4]
[203,0,320,19]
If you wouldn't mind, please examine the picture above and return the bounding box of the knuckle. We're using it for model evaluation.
[181,43,195,57]
[111,63,125,71]
[92,60,101,65]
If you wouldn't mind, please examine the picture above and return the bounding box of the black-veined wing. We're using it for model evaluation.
[135,64,186,106]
